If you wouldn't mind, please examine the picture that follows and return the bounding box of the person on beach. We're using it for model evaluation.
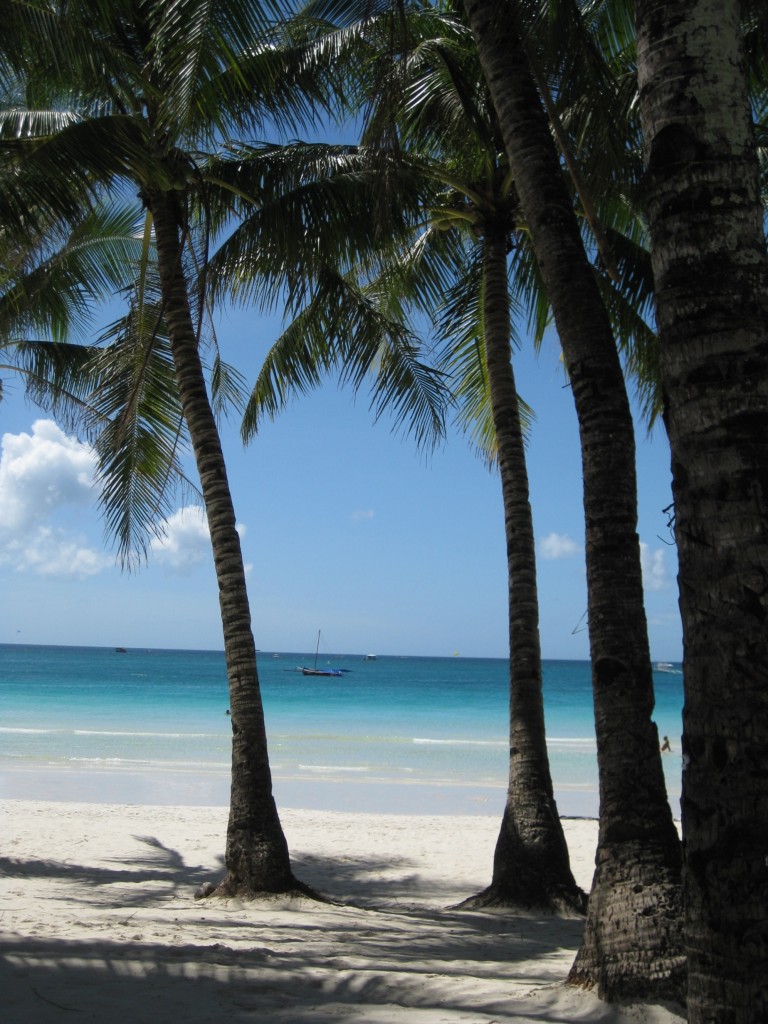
[660,735,671,753]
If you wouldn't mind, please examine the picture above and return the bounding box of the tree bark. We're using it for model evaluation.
[462,0,684,1001]
[149,189,303,897]
[462,229,584,913]
[635,3,768,1020]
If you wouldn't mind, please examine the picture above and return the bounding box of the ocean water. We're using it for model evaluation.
[0,644,683,817]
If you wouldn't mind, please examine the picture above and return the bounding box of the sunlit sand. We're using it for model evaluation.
[1,799,684,1023]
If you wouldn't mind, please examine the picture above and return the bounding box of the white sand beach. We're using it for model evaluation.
[1,799,684,1024]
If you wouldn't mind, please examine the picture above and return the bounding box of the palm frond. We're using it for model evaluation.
[89,297,195,568]
[0,201,147,344]
[243,263,448,450]
[210,352,250,422]
[1,338,100,424]
[203,141,429,311]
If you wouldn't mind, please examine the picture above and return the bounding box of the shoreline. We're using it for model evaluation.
[1,798,683,1024]
[0,762,604,818]
[2,646,682,826]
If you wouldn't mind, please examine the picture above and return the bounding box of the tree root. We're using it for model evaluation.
[454,881,587,917]
[196,874,333,904]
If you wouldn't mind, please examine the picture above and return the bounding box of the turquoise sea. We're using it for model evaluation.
[0,644,683,817]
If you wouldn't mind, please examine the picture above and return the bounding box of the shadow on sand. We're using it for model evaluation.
[2,840,587,1024]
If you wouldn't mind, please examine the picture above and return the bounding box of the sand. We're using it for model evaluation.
[1,799,685,1024]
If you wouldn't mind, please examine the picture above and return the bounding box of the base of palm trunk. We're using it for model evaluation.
[456,801,587,914]
[567,844,685,1003]
[218,800,325,900]
[454,884,585,917]
[196,874,329,902]
[456,876,589,917]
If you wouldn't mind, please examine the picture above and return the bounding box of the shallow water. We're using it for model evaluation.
[0,644,683,816]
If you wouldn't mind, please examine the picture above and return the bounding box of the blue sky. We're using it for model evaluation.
[0,300,682,661]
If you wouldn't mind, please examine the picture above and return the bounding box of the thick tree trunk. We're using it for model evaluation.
[635,3,768,1020]
[149,190,304,897]
[462,0,684,1001]
[463,230,584,914]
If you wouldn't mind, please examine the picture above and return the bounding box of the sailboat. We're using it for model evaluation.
[301,631,343,677]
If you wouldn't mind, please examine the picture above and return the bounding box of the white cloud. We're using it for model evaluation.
[537,529,669,591]
[0,420,110,578]
[640,542,669,592]
[352,508,375,522]
[12,528,110,577]
[149,506,252,574]
[539,532,581,560]
[0,420,96,531]
[150,505,211,572]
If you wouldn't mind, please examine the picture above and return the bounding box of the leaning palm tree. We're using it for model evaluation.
[1,0,330,897]
[4,0,448,896]
[357,5,586,912]
[224,0,666,920]
[458,0,685,1002]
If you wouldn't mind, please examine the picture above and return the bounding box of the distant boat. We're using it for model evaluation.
[364,654,377,661]
[301,631,344,677]
[115,647,127,654]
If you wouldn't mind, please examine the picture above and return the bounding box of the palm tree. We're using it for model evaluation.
[453,216,584,913]
[2,0,335,897]
[228,0,670,919]
[211,2,584,911]
[4,0,448,896]
[362,6,586,912]
[201,139,449,452]
[458,0,685,1002]
[635,2,768,1019]
[1,59,221,568]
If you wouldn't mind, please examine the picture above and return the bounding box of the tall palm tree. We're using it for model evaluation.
[2,0,333,897]
[212,1,584,911]
[450,216,584,913]
[458,0,684,1002]
[361,6,586,912]
[4,1,447,897]
[635,2,768,1020]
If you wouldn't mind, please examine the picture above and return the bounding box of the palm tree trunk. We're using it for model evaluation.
[636,3,768,1020]
[149,189,299,896]
[462,0,684,1001]
[464,228,584,913]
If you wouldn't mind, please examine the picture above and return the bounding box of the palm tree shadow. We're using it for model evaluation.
[2,836,593,1023]
[289,849,458,909]
[1,911,585,1023]
[0,835,225,908]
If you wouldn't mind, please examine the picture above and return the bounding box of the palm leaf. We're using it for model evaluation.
[88,297,196,567]
[243,262,447,449]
